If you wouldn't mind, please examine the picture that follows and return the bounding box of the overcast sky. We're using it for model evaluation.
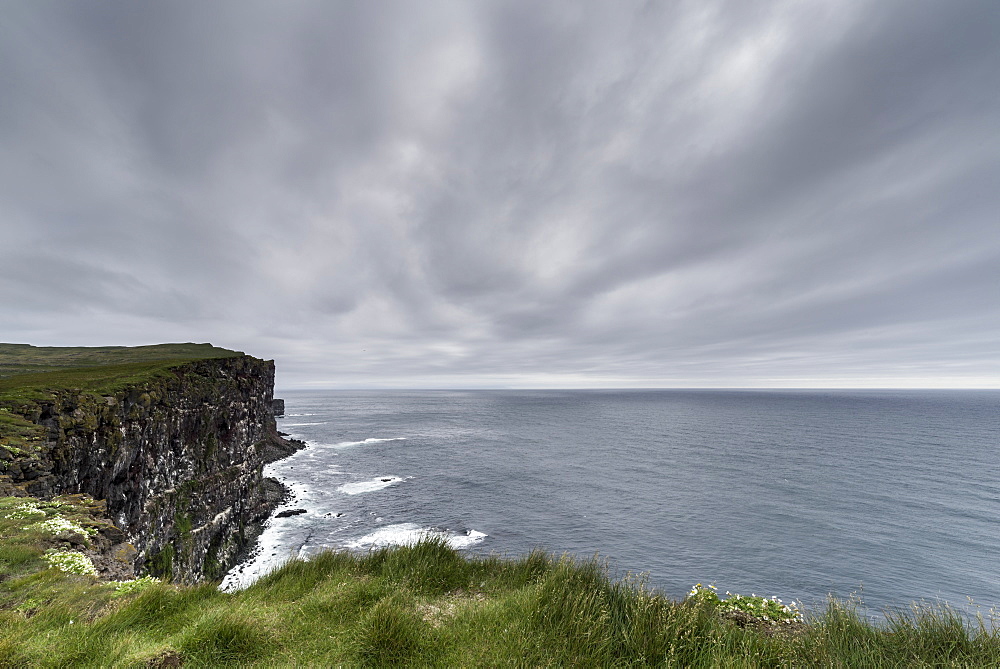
[1,1,997,389]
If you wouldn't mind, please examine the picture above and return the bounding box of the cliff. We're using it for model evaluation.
[0,348,301,583]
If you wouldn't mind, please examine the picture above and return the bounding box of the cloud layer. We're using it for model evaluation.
[2,1,998,388]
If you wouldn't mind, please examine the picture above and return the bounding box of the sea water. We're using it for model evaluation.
[221,389,1000,617]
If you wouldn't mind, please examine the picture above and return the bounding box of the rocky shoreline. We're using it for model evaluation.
[224,427,307,581]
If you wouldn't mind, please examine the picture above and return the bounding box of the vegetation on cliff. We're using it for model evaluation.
[1,530,999,667]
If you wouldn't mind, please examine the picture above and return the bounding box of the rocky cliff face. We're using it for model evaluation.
[0,355,300,583]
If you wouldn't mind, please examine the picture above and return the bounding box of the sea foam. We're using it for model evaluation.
[330,437,406,449]
[337,476,405,495]
[346,523,487,550]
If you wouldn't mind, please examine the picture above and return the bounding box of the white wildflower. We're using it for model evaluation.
[43,549,97,576]
[31,517,97,537]
[2,500,46,520]
[110,576,160,595]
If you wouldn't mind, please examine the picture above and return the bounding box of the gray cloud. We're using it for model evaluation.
[1,0,997,388]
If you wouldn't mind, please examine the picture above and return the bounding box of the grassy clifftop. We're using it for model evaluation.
[0,343,242,379]
[0,343,244,454]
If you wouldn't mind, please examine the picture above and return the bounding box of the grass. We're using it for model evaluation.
[1,523,998,667]
[0,359,224,402]
[0,343,242,379]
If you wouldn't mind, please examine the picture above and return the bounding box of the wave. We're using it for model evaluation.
[448,529,490,549]
[337,476,405,495]
[281,421,329,427]
[271,436,404,454]
[345,523,487,550]
[327,437,407,449]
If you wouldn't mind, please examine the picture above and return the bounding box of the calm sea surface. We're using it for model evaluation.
[223,389,1000,616]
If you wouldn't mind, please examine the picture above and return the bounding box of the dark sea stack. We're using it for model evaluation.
[271,398,285,417]
[0,354,303,583]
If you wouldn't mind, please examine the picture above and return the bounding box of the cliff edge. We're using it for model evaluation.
[0,345,301,583]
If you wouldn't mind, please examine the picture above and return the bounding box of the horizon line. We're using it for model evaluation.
[274,385,1000,392]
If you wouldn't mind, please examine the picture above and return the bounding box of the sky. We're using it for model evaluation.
[1,1,998,389]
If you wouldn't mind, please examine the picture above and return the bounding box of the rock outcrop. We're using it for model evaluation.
[0,355,301,583]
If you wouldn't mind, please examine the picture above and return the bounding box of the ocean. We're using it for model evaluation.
[221,389,1000,618]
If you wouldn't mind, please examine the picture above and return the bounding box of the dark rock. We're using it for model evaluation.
[275,508,307,518]
[261,477,288,506]
[146,650,183,668]
[96,523,127,544]
[262,432,306,464]
[271,398,285,416]
[25,475,57,497]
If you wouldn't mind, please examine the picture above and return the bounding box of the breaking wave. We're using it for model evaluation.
[337,476,405,495]
[330,437,406,449]
[345,523,487,550]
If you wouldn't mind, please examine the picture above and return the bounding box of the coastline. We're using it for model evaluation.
[221,429,308,588]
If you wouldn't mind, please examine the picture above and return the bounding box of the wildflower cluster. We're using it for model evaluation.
[687,583,802,624]
[31,516,97,538]
[2,500,46,520]
[110,576,160,595]
[42,549,97,576]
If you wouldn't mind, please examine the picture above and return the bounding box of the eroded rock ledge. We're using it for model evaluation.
[0,355,303,583]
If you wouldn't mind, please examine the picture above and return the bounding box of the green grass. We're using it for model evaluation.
[0,343,241,379]
[1,527,998,667]
[0,359,232,402]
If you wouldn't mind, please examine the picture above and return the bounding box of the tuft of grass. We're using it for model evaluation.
[177,610,277,666]
[351,596,435,666]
